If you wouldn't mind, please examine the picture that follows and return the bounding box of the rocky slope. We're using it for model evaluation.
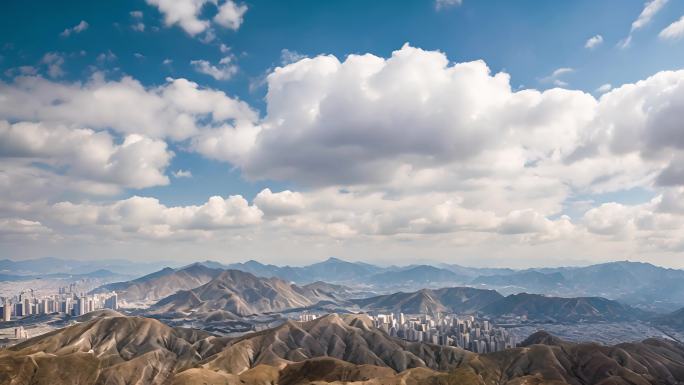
[150,269,338,316]
[91,263,223,303]
[1,313,683,385]
[480,292,644,322]
[352,287,503,315]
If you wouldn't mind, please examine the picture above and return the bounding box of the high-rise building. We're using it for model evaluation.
[2,300,10,321]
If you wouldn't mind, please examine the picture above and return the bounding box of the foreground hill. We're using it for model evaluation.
[352,287,503,315]
[91,263,223,303]
[150,269,339,316]
[1,313,683,385]
[480,292,643,322]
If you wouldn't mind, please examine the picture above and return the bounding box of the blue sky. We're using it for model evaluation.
[2,0,684,267]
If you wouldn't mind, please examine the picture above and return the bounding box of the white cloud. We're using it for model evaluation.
[254,188,305,216]
[541,67,574,86]
[173,169,192,178]
[659,15,684,40]
[595,83,612,93]
[48,195,262,238]
[191,56,238,80]
[213,0,247,30]
[435,0,462,10]
[146,0,247,36]
[584,34,603,49]
[280,49,307,65]
[41,52,65,78]
[632,0,669,31]
[0,120,172,191]
[0,74,257,141]
[60,20,89,37]
[3,44,684,265]
[620,0,669,48]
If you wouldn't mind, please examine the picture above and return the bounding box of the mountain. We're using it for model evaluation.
[368,265,469,288]
[480,293,644,322]
[91,263,223,303]
[352,287,503,315]
[470,261,684,312]
[471,270,568,291]
[150,269,332,315]
[0,269,127,282]
[0,257,176,276]
[223,257,383,284]
[655,307,684,331]
[2,313,684,385]
[438,263,517,278]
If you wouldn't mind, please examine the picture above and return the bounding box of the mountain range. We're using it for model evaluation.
[1,312,683,385]
[0,257,177,276]
[91,263,224,303]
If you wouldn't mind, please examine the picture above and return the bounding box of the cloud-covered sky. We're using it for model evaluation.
[2,0,684,268]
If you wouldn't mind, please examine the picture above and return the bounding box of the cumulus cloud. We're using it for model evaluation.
[48,195,262,239]
[213,0,247,30]
[191,56,238,80]
[584,34,603,49]
[60,20,89,37]
[254,188,305,216]
[146,0,247,36]
[659,15,684,40]
[0,74,257,141]
[3,44,684,262]
[0,120,172,192]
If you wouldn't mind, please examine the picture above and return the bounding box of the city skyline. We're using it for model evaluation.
[2,0,684,268]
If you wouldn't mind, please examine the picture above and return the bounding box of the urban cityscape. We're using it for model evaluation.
[301,312,517,353]
[0,285,118,345]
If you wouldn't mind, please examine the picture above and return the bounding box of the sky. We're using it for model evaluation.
[2,0,684,268]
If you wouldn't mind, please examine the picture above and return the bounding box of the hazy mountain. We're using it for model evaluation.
[368,265,469,288]
[471,270,568,291]
[470,261,684,312]
[655,307,684,331]
[92,263,223,303]
[222,257,383,284]
[2,313,683,385]
[0,257,176,276]
[0,269,127,282]
[352,287,503,315]
[480,293,644,322]
[151,269,331,315]
[438,263,517,278]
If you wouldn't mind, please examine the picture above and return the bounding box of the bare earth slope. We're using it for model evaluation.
[1,314,683,385]
[151,269,337,316]
[92,263,223,303]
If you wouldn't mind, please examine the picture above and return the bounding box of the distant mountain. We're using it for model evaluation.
[655,307,684,331]
[0,257,177,276]
[223,257,384,284]
[352,287,503,315]
[471,271,568,292]
[480,293,644,322]
[438,263,517,278]
[92,263,223,303]
[0,269,127,282]
[471,261,684,312]
[150,269,335,315]
[3,313,684,385]
[368,265,469,288]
